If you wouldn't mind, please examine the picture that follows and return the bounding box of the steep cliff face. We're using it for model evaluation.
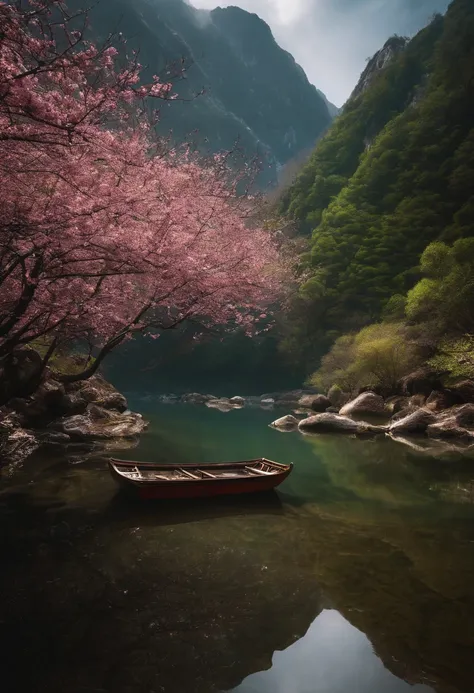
[316,90,340,118]
[280,15,445,228]
[70,0,332,180]
[350,36,408,100]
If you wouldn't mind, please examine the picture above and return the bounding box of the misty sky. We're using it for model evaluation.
[190,0,451,106]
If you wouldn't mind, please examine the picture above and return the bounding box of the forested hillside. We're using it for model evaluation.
[281,0,474,374]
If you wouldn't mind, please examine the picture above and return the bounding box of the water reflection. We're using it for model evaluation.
[2,403,474,693]
[232,610,433,693]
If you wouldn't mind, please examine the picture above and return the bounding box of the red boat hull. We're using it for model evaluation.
[108,459,292,500]
[136,473,290,500]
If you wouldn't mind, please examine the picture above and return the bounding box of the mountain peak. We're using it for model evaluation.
[350,35,408,100]
[68,0,333,182]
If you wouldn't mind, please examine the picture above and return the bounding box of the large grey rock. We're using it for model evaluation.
[9,379,66,424]
[390,404,420,423]
[36,431,72,446]
[427,419,474,441]
[425,390,461,412]
[399,368,444,396]
[450,380,474,404]
[389,408,437,435]
[298,394,331,412]
[385,396,409,415]
[453,404,474,427]
[59,392,89,416]
[50,408,147,440]
[12,374,129,425]
[409,394,427,408]
[299,413,360,434]
[68,375,127,412]
[340,392,387,417]
[270,415,299,430]
[427,404,474,441]
[298,413,385,435]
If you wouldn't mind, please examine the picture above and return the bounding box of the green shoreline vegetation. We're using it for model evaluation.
[279,0,474,392]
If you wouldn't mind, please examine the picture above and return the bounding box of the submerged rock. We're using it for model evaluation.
[229,396,245,406]
[205,398,241,412]
[339,392,387,417]
[182,392,214,404]
[159,394,179,404]
[390,434,473,456]
[260,389,320,406]
[270,415,299,430]
[427,404,474,441]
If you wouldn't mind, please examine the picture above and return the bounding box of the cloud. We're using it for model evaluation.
[190,0,450,106]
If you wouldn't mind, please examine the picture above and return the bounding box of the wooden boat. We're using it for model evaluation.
[108,458,293,500]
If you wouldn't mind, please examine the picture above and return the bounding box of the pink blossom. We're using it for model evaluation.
[0,0,287,381]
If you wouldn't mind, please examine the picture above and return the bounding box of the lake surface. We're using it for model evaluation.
[1,400,474,693]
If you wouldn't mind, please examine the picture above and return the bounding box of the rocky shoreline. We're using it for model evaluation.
[0,373,147,467]
[156,370,474,454]
[3,367,474,468]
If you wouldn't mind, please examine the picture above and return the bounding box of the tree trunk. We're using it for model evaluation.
[0,349,45,406]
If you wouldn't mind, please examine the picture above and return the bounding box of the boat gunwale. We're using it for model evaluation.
[108,458,292,486]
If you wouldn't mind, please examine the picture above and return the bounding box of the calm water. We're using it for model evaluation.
[1,401,474,693]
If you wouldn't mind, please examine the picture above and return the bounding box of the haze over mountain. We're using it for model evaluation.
[70,0,334,183]
[191,0,451,106]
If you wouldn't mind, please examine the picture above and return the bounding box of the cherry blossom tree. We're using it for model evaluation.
[0,1,285,404]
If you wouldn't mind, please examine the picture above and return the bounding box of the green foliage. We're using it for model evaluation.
[31,340,95,377]
[280,17,444,232]
[309,333,360,394]
[406,239,474,334]
[354,324,421,392]
[429,336,474,380]
[279,1,474,363]
[382,294,407,322]
[310,323,421,395]
[419,242,453,278]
